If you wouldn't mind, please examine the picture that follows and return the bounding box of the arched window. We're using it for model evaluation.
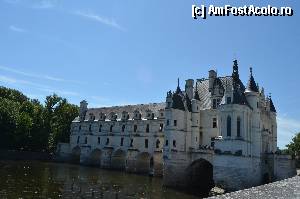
[134,125,137,132]
[99,125,102,132]
[227,116,231,137]
[237,117,241,137]
[146,124,149,133]
[122,125,125,132]
[110,125,113,132]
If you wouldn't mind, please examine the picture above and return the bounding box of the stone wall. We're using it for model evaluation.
[274,155,296,181]
[213,155,262,191]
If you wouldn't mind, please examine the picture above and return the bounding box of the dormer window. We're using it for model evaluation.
[213,99,217,109]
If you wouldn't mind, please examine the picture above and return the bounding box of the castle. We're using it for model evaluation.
[57,60,296,194]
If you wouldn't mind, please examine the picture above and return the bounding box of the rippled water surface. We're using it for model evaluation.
[0,161,198,199]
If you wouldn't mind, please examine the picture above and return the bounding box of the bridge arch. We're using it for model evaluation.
[186,158,214,197]
[89,149,102,166]
[71,146,81,164]
[111,149,126,170]
[136,152,152,174]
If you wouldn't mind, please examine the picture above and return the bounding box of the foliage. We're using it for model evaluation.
[286,132,300,158]
[0,86,78,152]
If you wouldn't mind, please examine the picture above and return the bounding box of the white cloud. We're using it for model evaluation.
[0,65,81,84]
[9,25,27,33]
[74,11,125,31]
[3,0,55,9]
[277,116,300,149]
[31,0,55,9]
[0,74,79,97]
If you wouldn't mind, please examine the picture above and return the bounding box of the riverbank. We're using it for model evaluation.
[208,173,300,199]
[0,150,52,161]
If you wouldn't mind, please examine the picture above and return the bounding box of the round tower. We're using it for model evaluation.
[245,67,259,110]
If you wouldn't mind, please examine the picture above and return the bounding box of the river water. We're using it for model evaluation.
[0,160,199,199]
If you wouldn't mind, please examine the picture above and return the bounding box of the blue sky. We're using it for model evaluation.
[0,0,299,148]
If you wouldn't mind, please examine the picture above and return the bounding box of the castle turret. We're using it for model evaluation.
[191,84,201,149]
[79,100,88,121]
[245,67,259,110]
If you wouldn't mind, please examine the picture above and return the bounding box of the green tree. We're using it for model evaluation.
[0,86,78,152]
[286,132,300,158]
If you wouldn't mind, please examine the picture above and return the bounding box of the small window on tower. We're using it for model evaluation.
[120,137,124,146]
[227,97,231,104]
[213,118,217,128]
[159,124,163,132]
[134,125,137,132]
[130,139,133,147]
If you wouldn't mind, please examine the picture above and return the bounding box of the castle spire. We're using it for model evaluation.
[246,67,259,92]
[176,78,181,93]
[232,59,239,81]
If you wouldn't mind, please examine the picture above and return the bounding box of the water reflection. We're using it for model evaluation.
[0,161,198,199]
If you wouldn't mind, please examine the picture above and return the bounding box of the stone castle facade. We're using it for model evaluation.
[57,60,296,193]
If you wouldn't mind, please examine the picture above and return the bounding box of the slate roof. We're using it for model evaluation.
[196,76,232,109]
[247,67,259,92]
[80,102,165,121]
[269,98,276,112]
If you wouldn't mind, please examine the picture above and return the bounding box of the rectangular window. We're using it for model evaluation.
[165,140,169,146]
[120,138,124,146]
[146,124,149,133]
[174,120,177,126]
[130,139,133,147]
[98,137,100,144]
[173,140,176,147]
[167,120,170,126]
[159,123,163,132]
[213,118,217,128]
[145,139,148,148]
